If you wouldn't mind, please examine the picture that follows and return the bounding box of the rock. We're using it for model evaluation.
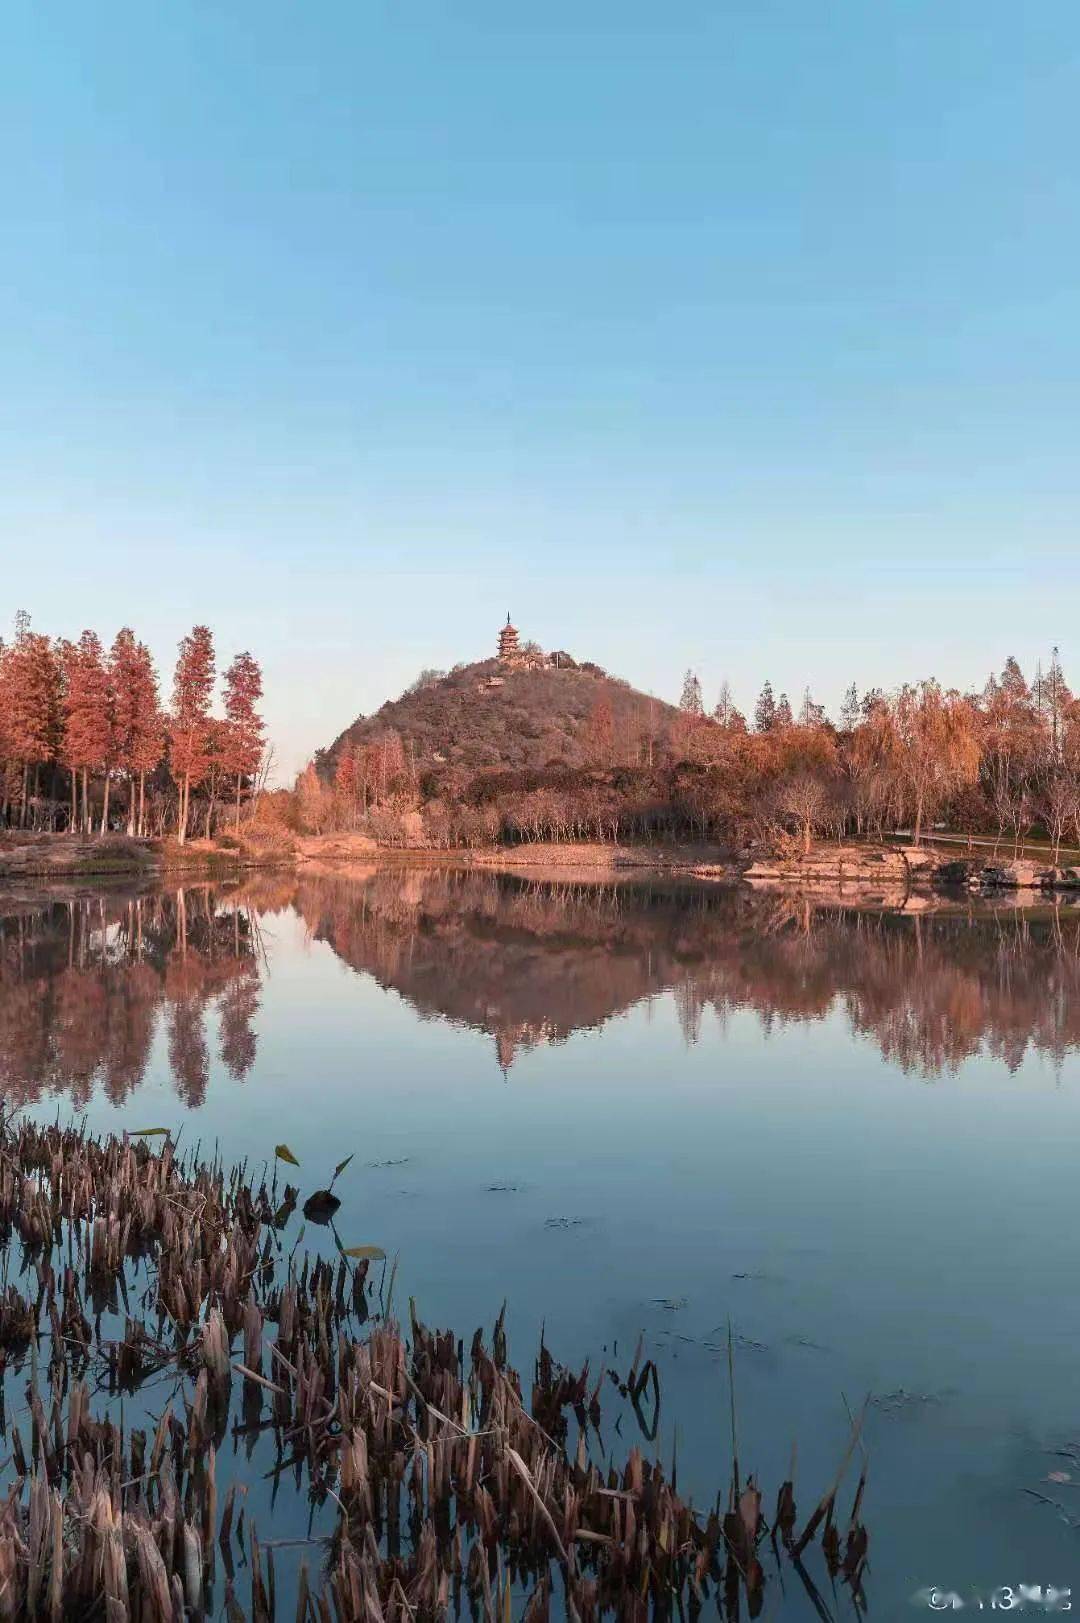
[743,844,912,885]
[1044,866,1080,890]
[973,860,1041,890]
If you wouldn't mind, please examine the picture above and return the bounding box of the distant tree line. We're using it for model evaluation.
[0,612,265,843]
[286,649,1080,858]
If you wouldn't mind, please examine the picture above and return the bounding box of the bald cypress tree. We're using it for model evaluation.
[61,631,113,833]
[222,651,265,833]
[171,626,215,844]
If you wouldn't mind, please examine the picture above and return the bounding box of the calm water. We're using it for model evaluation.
[4,865,1080,1615]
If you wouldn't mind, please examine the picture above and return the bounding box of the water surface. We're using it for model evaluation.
[4,866,1080,1615]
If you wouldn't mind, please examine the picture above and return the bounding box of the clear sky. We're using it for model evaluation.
[3,1,1078,776]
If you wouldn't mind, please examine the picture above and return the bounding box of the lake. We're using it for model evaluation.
[3,864,1080,1616]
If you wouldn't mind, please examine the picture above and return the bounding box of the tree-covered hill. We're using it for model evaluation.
[317,656,681,784]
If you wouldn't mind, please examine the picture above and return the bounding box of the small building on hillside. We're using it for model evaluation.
[496,613,557,671]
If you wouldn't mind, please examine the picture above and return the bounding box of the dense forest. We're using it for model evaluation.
[295,647,1080,857]
[0,613,265,843]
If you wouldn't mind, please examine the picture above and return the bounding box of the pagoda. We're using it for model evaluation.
[497,613,522,666]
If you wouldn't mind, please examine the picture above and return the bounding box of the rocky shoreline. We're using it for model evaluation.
[740,842,1080,893]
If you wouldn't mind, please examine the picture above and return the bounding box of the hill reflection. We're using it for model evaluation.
[291,867,1080,1077]
[1,869,1078,1110]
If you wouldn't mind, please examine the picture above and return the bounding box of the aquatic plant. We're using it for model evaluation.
[0,1113,868,1618]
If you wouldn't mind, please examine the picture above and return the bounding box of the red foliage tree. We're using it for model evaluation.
[335,744,359,823]
[61,631,114,833]
[171,626,215,844]
[110,629,164,836]
[221,651,265,833]
[0,618,62,826]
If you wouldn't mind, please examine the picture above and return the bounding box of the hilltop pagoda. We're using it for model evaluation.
[497,614,522,666]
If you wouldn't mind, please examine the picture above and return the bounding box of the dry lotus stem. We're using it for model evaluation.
[0,1113,869,1619]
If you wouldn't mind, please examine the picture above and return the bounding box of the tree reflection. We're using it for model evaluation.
[292,868,1080,1078]
[4,870,1079,1107]
[0,886,261,1107]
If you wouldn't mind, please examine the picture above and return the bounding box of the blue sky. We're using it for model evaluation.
[3,1,1078,775]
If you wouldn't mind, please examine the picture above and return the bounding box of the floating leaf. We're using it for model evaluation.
[274,1144,300,1167]
[1047,1471,1073,1484]
[343,1245,386,1261]
[130,1127,169,1137]
[303,1190,341,1224]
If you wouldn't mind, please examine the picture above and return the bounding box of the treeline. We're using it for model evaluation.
[0,613,265,844]
[288,649,1080,857]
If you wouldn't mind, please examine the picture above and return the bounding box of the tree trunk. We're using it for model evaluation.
[20,763,28,829]
[82,769,89,836]
[71,769,77,834]
[235,773,242,835]
[913,794,923,847]
[100,773,110,834]
[139,772,146,838]
[178,774,189,845]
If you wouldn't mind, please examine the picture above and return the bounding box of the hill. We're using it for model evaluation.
[317,655,683,784]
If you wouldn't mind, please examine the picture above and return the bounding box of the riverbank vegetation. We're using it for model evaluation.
[0,1112,868,1618]
[0,613,265,844]
[292,650,1080,859]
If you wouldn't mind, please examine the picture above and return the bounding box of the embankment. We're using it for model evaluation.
[8,828,1080,895]
[0,829,294,879]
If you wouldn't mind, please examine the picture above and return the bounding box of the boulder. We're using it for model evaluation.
[972,860,1042,890]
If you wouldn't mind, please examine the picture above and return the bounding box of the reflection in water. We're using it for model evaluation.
[0,886,261,1109]
[293,867,1080,1078]
[3,866,1075,1612]
[2,867,1079,1108]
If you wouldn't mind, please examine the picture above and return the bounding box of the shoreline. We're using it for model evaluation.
[293,833,1080,896]
[5,829,1080,897]
[0,830,291,881]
